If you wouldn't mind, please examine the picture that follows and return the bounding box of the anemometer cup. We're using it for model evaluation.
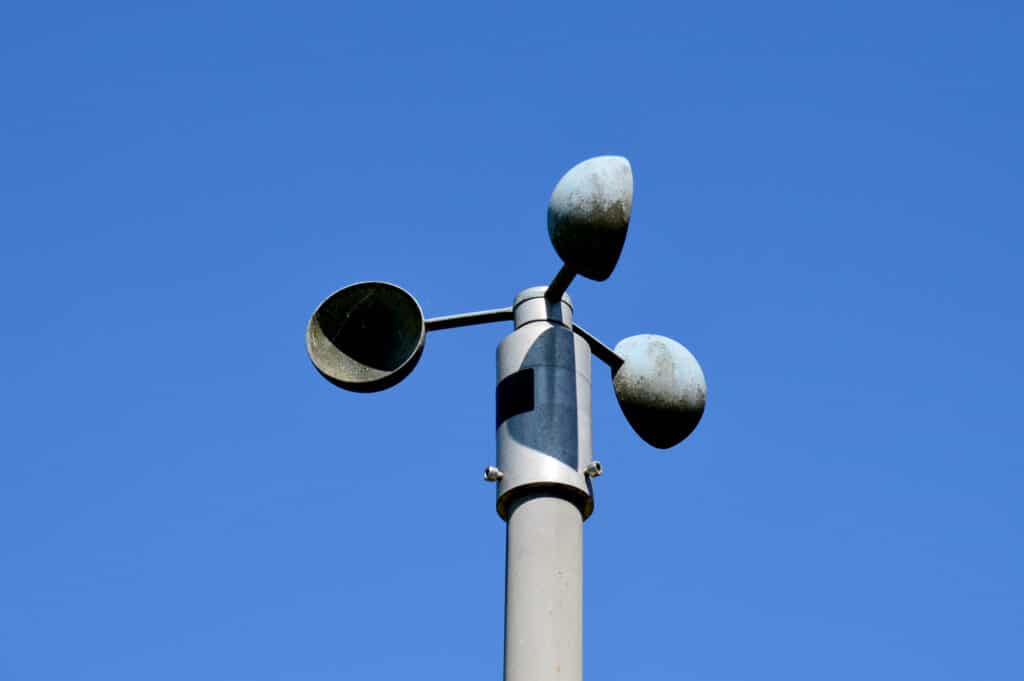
[306,281,426,393]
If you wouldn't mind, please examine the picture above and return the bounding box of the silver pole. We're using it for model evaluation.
[493,287,596,681]
[504,493,583,681]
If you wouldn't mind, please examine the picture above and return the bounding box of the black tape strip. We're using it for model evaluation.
[496,368,534,427]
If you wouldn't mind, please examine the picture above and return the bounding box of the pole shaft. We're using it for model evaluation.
[504,492,583,681]
[497,287,594,681]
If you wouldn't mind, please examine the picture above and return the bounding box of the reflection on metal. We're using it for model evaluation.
[612,334,707,449]
[304,155,710,681]
[547,155,633,281]
[306,281,425,392]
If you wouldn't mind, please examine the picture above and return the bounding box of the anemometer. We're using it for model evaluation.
[305,156,706,681]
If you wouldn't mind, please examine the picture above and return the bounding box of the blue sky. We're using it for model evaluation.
[2,2,1022,679]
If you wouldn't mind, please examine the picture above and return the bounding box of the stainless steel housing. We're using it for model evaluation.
[496,287,594,520]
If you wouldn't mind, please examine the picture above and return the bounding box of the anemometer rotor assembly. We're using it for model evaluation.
[305,155,707,681]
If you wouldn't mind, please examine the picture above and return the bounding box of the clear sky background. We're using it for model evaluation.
[2,2,1022,680]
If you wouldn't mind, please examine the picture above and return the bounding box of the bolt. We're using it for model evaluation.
[484,466,504,482]
[584,461,603,478]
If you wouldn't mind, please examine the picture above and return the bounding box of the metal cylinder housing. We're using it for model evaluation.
[495,288,594,519]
